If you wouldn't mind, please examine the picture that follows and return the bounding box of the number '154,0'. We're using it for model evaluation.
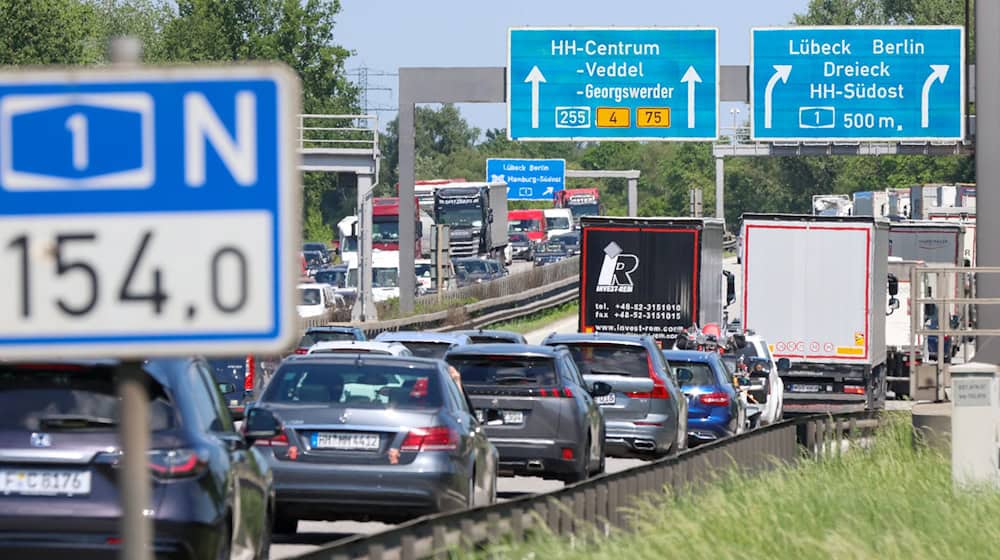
[6,231,248,319]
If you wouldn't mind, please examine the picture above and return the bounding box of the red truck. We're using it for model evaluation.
[372,197,422,254]
[507,209,547,242]
[555,188,601,224]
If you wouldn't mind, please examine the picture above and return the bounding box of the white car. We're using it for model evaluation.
[731,333,785,426]
[306,340,413,356]
[296,282,340,320]
[544,208,574,238]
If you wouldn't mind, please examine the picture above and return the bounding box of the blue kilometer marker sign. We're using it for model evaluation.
[508,27,718,141]
[751,26,965,141]
[486,158,566,200]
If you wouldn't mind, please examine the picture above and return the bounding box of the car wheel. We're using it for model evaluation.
[273,513,298,535]
[467,471,477,508]
[564,436,591,484]
[592,440,606,476]
[256,508,273,560]
[216,521,232,560]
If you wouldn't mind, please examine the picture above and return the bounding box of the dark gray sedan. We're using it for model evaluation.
[254,355,498,531]
[445,344,609,484]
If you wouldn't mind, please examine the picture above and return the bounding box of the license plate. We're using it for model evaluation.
[790,384,821,393]
[312,432,380,451]
[502,411,524,425]
[0,470,92,496]
[595,393,616,406]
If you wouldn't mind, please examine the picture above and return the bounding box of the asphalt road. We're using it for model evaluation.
[269,303,643,559]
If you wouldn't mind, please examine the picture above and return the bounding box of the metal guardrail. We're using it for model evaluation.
[414,257,580,307]
[295,412,881,560]
[298,114,378,152]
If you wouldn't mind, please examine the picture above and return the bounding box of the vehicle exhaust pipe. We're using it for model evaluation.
[632,439,656,451]
[526,460,544,471]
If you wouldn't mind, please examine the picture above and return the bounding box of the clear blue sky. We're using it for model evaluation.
[336,0,810,131]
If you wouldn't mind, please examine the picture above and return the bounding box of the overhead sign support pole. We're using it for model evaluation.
[975,2,1000,362]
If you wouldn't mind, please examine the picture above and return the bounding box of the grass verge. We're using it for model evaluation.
[471,415,1000,559]
[487,301,579,334]
[376,296,479,320]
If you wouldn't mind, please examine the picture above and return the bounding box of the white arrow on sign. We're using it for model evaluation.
[764,65,792,129]
[542,186,554,196]
[680,66,702,128]
[524,66,546,129]
[921,64,949,128]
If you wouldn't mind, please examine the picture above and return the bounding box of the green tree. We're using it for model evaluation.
[379,104,481,189]
[0,0,103,64]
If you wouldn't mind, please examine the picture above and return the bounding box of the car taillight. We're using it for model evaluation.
[244,354,255,391]
[699,392,730,406]
[253,433,289,447]
[537,387,573,398]
[401,426,458,452]
[627,357,671,399]
[294,347,309,355]
[148,449,206,479]
[843,385,865,395]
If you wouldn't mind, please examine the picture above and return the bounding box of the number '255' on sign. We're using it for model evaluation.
[0,66,301,359]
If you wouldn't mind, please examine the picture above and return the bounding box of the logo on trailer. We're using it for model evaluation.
[596,241,638,293]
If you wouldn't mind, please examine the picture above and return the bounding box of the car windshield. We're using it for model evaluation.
[303,243,326,253]
[304,252,323,264]
[0,365,175,431]
[314,269,347,287]
[508,219,542,233]
[372,219,399,243]
[262,363,444,409]
[447,356,558,386]
[437,205,482,226]
[397,341,453,359]
[457,260,488,274]
[673,362,717,387]
[568,203,599,218]
[562,343,649,377]
[537,242,566,254]
[341,237,358,252]
[373,267,399,288]
[554,234,579,246]
[299,331,358,347]
[509,233,529,243]
[415,264,432,277]
[546,216,571,230]
[299,288,322,305]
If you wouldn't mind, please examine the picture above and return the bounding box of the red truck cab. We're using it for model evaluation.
[508,209,547,242]
[554,188,601,223]
[372,197,422,254]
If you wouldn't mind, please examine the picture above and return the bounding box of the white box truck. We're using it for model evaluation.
[740,214,890,412]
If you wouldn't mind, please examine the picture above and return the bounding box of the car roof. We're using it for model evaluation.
[283,354,442,368]
[297,282,328,289]
[305,325,358,333]
[454,329,526,341]
[661,350,718,362]
[444,343,561,358]
[307,341,407,354]
[543,332,648,346]
[374,331,472,344]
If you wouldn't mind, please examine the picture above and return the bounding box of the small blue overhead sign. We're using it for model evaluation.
[508,27,718,141]
[0,66,300,358]
[486,158,565,200]
[751,26,965,141]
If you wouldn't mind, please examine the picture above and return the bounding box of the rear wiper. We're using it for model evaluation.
[38,414,117,429]
[493,376,534,384]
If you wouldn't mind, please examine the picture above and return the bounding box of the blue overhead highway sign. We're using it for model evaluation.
[0,66,300,358]
[486,158,565,200]
[751,26,965,141]
[508,27,718,141]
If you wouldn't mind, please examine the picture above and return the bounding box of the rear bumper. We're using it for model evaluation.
[782,392,867,414]
[603,418,674,457]
[489,438,583,479]
[686,416,735,442]
[0,519,220,560]
[268,454,465,521]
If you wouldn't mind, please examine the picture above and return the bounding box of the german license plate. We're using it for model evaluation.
[0,470,91,496]
[312,432,380,451]
[502,411,524,425]
[595,393,616,406]
[790,384,821,393]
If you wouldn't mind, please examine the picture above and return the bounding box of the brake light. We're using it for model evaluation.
[843,385,866,395]
[699,392,730,406]
[537,387,573,398]
[401,427,458,452]
[244,355,255,392]
[253,433,288,447]
[561,447,574,460]
[627,357,670,399]
[148,449,206,478]
[294,348,309,355]
[562,387,573,398]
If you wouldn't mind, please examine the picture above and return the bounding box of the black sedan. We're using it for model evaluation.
[533,241,570,266]
[253,354,498,530]
[0,358,278,559]
[508,232,535,261]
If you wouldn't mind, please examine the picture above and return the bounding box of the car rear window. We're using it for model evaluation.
[673,362,718,387]
[0,365,176,431]
[398,342,452,359]
[562,343,649,377]
[262,363,443,409]
[447,356,557,386]
[300,331,358,347]
[311,348,391,355]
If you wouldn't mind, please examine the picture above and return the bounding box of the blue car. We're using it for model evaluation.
[662,350,746,446]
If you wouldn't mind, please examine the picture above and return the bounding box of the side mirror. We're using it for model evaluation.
[776,358,791,372]
[243,408,281,443]
[888,273,899,296]
[488,209,495,224]
[589,381,613,397]
[675,368,694,384]
[217,382,237,394]
[888,297,900,312]
[724,270,736,306]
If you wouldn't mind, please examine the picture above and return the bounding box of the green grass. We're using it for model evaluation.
[472,415,1000,559]
[488,301,579,334]
[376,296,479,320]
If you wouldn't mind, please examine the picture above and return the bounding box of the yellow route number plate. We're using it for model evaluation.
[637,107,670,128]
[596,107,630,128]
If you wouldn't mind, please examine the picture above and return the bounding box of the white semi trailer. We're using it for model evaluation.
[740,214,890,412]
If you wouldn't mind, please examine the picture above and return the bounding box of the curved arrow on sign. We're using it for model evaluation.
[764,65,791,129]
[921,65,949,128]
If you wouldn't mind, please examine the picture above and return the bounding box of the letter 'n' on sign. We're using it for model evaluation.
[184,91,257,187]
